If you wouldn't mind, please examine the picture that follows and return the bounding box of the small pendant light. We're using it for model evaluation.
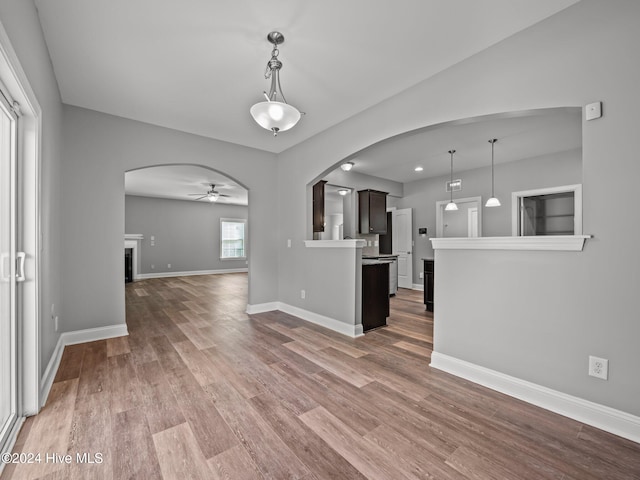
[445,150,458,211]
[485,138,501,207]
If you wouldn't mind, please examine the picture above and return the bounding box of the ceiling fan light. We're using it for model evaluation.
[485,197,501,207]
[208,193,219,202]
[445,201,458,211]
[341,161,354,171]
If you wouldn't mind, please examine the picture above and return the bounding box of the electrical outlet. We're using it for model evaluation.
[167,263,171,268]
[419,272,424,279]
[54,316,59,332]
[589,355,608,380]
[301,289,306,299]
[151,264,155,269]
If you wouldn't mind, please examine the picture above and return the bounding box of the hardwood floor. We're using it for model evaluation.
[3,273,639,479]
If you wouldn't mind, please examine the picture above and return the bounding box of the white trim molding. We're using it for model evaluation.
[431,235,590,251]
[246,302,279,315]
[137,268,248,280]
[246,302,363,338]
[412,283,424,291]
[430,352,640,444]
[40,324,129,408]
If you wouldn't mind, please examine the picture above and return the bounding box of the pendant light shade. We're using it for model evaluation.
[250,32,301,136]
[445,150,458,211]
[250,101,301,133]
[485,138,501,207]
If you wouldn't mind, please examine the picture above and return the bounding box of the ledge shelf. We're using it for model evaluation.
[431,235,591,252]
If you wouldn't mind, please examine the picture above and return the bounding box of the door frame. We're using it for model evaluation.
[435,196,483,238]
[0,19,42,456]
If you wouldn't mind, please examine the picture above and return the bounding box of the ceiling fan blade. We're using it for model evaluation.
[187,193,206,196]
[193,195,208,200]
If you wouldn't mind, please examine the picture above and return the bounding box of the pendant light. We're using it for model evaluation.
[485,138,501,207]
[250,32,301,136]
[445,150,458,211]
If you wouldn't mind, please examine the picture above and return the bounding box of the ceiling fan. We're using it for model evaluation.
[188,183,230,202]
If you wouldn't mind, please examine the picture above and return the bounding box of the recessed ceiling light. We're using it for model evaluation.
[414,166,424,172]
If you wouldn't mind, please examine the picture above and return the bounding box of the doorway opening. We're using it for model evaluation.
[123,164,250,328]
[435,196,483,238]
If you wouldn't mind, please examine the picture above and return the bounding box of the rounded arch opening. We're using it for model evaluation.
[123,162,250,306]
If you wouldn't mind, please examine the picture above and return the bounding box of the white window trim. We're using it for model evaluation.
[220,218,247,260]
[511,184,582,236]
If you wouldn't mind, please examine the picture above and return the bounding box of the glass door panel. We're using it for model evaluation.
[0,93,17,451]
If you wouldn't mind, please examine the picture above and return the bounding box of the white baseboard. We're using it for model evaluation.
[246,302,280,314]
[246,301,363,338]
[278,303,364,338]
[412,283,424,291]
[430,351,640,444]
[39,323,129,408]
[137,268,248,280]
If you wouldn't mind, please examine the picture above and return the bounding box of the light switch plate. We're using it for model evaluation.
[586,102,602,121]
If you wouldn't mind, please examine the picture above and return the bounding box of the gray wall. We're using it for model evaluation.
[125,195,248,274]
[61,105,278,332]
[0,1,64,379]
[399,149,582,284]
[277,0,640,417]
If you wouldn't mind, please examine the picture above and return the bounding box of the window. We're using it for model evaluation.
[220,218,246,259]
[512,184,582,236]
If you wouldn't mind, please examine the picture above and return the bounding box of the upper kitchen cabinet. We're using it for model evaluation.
[358,189,388,234]
[313,180,327,233]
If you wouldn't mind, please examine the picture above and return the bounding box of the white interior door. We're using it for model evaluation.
[392,208,413,289]
[0,91,17,453]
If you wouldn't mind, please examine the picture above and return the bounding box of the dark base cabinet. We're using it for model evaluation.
[362,262,389,331]
[424,259,434,312]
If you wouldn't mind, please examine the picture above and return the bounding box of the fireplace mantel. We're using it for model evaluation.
[124,234,143,281]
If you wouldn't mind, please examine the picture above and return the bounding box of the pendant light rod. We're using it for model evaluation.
[489,139,497,196]
[445,150,458,211]
[485,138,501,208]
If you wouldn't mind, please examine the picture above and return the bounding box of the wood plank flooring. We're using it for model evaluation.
[3,273,640,479]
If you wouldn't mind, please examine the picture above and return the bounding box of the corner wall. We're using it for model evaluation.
[61,106,277,332]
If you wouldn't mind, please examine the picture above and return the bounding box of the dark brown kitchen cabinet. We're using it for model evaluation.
[362,262,389,331]
[313,180,327,233]
[424,259,434,312]
[358,189,388,234]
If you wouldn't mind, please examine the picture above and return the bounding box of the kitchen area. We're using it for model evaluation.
[313,175,431,333]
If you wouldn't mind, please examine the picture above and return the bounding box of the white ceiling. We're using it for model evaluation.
[125,165,248,205]
[34,0,580,154]
[340,108,582,184]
